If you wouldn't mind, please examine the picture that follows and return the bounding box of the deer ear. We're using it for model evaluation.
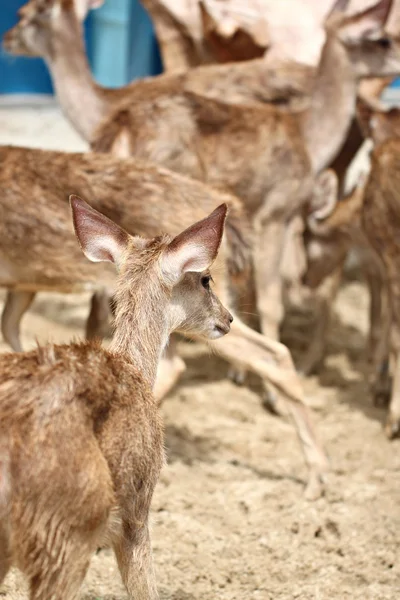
[161,204,228,283]
[337,0,392,43]
[308,170,338,222]
[70,195,129,265]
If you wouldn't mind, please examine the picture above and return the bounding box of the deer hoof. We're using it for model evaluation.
[261,388,288,417]
[385,414,400,440]
[227,366,246,386]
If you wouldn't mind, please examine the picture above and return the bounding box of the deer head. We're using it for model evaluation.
[70,196,233,344]
[330,0,400,78]
[3,0,103,57]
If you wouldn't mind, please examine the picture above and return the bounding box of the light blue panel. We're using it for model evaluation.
[0,0,94,94]
[91,0,132,87]
[128,0,163,80]
[90,0,162,87]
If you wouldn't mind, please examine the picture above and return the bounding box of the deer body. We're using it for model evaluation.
[0,197,233,599]
[0,144,249,348]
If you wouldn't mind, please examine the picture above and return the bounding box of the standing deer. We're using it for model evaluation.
[5,0,399,346]
[0,197,233,599]
[0,145,328,499]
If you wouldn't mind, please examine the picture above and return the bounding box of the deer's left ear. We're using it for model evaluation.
[161,204,228,284]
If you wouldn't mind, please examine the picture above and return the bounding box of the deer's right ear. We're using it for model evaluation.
[70,195,129,265]
[161,203,228,284]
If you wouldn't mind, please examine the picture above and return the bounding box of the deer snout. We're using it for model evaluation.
[214,309,233,337]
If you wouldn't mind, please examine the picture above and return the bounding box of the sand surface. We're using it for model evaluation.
[0,280,399,600]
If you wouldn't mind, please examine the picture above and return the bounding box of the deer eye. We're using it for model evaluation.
[377,37,391,49]
[201,275,211,289]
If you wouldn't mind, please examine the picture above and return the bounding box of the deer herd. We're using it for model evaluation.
[1,0,400,597]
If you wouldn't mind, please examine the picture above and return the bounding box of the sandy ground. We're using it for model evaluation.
[0,102,399,599]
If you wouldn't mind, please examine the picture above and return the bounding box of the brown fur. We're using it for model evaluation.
[0,145,250,294]
[0,198,234,598]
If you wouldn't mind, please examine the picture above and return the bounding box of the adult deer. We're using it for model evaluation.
[0,197,233,599]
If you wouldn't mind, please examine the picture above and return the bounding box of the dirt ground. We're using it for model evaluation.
[0,278,399,600]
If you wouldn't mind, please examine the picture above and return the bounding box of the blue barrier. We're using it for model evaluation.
[0,0,162,94]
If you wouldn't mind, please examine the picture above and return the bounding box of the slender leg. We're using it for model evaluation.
[1,290,35,352]
[210,317,329,500]
[153,335,186,402]
[114,522,158,600]
[86,289,113,341]
[363,261,392,405]
[253,220,286,339]
[298,265,343,376]
[386,348,400,439]
[0,453,10,585]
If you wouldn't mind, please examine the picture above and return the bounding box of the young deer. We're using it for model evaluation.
[0,196,233,599]
[0,145,328,500]
[5,0,399,345]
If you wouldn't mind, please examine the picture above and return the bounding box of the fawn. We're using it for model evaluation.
[0,196,233,599]
[0,145,328,500]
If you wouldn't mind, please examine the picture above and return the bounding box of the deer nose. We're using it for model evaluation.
[228,313,233,323]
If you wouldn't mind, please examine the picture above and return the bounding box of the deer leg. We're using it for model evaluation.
[1,290,35,352]
[366,269,392,406]
[86,289,113,341]
[114,521,158,599]
[385,348,400,439]
[364,257,382,363]
[154,335,186,402]
[252,219,285,339]
[298,264,343,376]
[210,317,329,500]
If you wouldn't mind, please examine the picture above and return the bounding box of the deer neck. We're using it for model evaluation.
[301,32,357,174]
[110,273,170,388]
[46,10,110,142]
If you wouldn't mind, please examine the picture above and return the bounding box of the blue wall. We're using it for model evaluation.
[0,0,162,94]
